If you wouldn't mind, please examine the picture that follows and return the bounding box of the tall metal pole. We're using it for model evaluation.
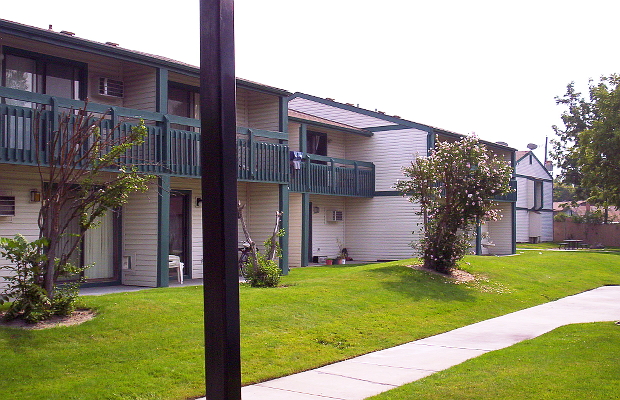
[199,0,240,399]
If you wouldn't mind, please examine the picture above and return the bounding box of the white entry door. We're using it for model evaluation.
[83,210,114,279]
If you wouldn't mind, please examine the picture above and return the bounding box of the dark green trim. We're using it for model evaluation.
[279,184,289,275]
[514,174,553,183]
[366,125,415,132]
[301,193,310,267]
[289,116,373,137]
[237,127,288,141]
[374,190,402,196]
[437,129,517,153]
[515,151,553,179]
[279,97,288,134]
[80,279,122,288]
[427,129,436,154]
[156,68,168,113]
[512,202,517,254]
[475,223,482,255]
[289,92,432,133]
[299,123,308,154]
[516,207,554,212]
[157,176,171,288]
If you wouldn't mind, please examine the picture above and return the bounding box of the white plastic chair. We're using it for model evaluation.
[168,255,184,284]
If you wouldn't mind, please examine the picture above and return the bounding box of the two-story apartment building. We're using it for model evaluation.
[515,150,553,243]
[0,18,290,287]
[0,18,516,289]
[285,93,517,266]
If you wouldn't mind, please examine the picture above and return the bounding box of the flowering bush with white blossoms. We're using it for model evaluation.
[395,135,513,274]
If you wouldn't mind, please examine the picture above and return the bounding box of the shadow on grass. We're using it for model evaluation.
[367,265,476,302]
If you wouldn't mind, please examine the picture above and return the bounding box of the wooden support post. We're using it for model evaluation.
[200,0,241,399]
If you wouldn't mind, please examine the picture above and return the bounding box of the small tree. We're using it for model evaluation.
[396,136,513,274]
[1,108,153,322]
[237,202,283,287]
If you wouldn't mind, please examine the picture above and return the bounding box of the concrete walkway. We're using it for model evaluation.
[232,285,620,400]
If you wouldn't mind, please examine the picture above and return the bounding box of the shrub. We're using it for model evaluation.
[242,234,282,288]
[0,234,85,323]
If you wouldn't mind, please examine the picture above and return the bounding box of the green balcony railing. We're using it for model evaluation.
[0,87,375,194]
[289,154,375,197]
[236,127,289,184]
[0,87,288,182]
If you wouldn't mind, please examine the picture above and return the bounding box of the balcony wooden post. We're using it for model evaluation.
[354,161,359,196]
[163,115,171,174]
[249,128,255,179]
[330,158,336,194]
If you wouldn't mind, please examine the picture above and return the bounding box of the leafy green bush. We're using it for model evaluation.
[0,234,85,323]
[242,232,283,287]
[243,254,281,287]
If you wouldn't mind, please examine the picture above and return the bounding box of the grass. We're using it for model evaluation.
[1,249,620,399]
[368,321,620,400]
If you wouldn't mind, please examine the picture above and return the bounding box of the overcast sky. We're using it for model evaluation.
[4,0,620,164]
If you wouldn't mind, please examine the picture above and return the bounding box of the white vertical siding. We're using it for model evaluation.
[485,202,513,255]
[325,130,347,159]
[516,176,529,209]
[122,64,157,112]
[541,211,554,241]
[516,153,553,180]
[344,196,422,261]
[246,183,281,251]
[247,91,280,132]
[236,88,250,127]
[122,185,158,287]
[543,180,553,210]
[309,195,346,259]
[0,166,43,288]
[515,153,554,242]
[529,212,542,237]
[288,193,303,267]
[346,128,428,192]
[288,122,301,151]
[516,209,529,242]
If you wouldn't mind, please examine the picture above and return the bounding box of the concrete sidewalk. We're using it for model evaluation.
[229,285,620,400]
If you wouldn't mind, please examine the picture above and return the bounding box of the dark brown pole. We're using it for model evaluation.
[199,0,240,399]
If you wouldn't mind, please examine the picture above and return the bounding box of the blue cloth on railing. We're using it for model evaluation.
[290,151,303,170]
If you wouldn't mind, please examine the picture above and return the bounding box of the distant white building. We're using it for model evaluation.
[515,151,553,243]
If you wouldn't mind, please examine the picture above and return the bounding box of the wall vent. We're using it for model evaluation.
[330,210,344,222]
[99,77,124,98]
[0,195,16,216]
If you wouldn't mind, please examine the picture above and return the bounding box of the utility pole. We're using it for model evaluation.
[200,0,241,399]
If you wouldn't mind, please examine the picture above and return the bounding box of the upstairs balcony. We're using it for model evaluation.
[0,87,289,184]
[0,87,375,196]
[289,155,375,197]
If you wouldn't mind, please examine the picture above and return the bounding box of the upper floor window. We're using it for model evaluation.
[307,131,327,156]
[168,82,200,131]
[2,47,86,102]
[168,83,199,118]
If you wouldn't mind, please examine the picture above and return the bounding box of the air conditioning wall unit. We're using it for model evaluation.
[99,77,124,98]
[329,210,344,222]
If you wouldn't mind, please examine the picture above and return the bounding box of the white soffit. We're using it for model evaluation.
[289,97,398,129]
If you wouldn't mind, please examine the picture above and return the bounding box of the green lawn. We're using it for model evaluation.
[1,249,620,399]
[368,321,620,400]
